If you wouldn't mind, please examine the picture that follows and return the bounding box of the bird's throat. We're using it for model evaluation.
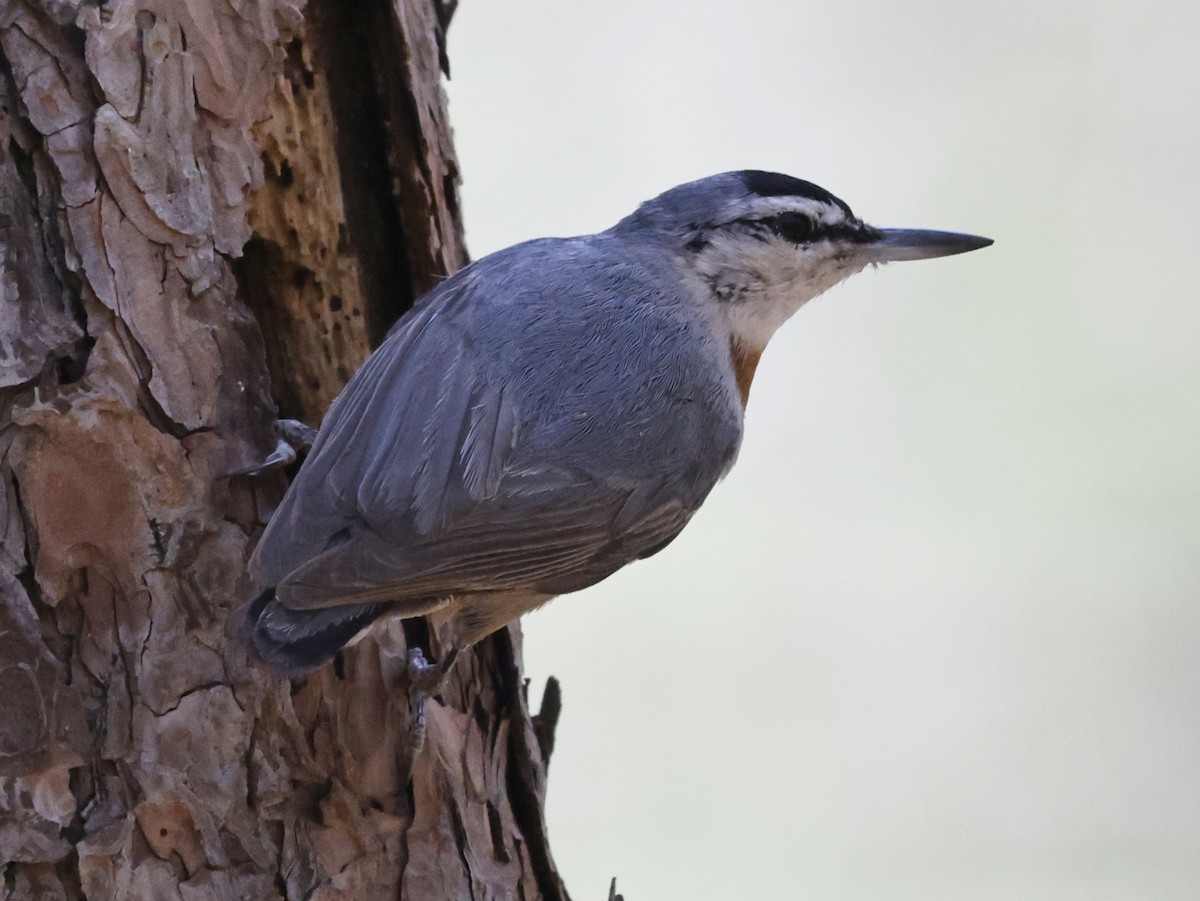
[729,339,763,406]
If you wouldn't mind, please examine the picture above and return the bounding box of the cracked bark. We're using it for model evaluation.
[0,1,568,898]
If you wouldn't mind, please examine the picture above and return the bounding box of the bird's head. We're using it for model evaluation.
[612,170,992,356]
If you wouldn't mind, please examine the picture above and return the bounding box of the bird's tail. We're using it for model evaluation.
[239,588,390,676]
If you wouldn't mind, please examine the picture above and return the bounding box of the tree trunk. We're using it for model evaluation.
[0,1,568,898]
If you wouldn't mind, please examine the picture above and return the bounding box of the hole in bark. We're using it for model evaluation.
[471,697,489,735]
[291,266,314,289]
[9,136,38,204]
[261,151,296,189]
[332,651,345,680]
[328,294,343,312]
[59,765,89,845]
[64,24,87,58]
[56,335,96,384]
[401,616,431,661]
[486,802,511,863]
[284,38,315,91]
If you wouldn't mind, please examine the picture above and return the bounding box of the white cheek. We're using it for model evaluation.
[720,284,802,348]
[694,236,867,348]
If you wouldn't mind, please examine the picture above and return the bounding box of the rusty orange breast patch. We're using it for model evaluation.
[729,339,763,406]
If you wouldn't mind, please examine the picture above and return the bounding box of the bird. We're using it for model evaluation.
[242,170,992,677]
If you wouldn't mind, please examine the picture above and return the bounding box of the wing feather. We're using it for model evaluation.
[252,244,738,615]
[272,477,691,610]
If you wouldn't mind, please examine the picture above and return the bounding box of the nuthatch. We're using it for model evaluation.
[243,170,991,676]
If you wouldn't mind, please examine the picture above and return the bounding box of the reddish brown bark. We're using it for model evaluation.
[0,1,566,897]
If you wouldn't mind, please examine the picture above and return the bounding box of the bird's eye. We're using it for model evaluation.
[763,212,816,244]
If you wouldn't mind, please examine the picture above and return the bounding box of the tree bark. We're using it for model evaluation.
[0,1,567,898]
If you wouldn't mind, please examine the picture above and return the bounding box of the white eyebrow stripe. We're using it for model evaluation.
[721,195,850,227]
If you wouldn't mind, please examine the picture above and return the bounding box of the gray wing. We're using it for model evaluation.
[271,480,694,609]
[252,251,736,611]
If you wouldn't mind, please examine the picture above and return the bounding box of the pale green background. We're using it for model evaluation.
[444,2,1200,897]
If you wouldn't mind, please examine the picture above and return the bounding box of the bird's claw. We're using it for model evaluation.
[231,438,296,476]
[277,418,318,450]
[405,647,459,757]
[406,647,445,691]
[231,419,318,476]
[406,648,438,757]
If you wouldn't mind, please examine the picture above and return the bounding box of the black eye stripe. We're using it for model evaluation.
[682,213,880,254]
[738,213,879,246]
[760,212,815,244]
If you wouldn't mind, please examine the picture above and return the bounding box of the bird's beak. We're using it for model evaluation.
[858,228,993,264]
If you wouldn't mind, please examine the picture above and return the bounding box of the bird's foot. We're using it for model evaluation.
[405,646,458,756]
[231,419,319,476]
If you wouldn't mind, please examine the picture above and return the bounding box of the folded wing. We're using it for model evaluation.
[251,270,700,615]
